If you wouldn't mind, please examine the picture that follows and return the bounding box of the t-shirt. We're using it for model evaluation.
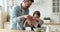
[24,19,44,31]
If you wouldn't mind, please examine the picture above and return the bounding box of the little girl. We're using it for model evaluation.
[23,11,44,30]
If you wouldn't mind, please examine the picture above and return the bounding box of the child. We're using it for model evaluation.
[23,11,44,30]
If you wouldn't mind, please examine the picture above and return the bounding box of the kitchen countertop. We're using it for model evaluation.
[43,22,60,25]
[51,31,60,32]
[4,22,60,25]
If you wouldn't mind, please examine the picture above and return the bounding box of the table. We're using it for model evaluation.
[0,29,34,32]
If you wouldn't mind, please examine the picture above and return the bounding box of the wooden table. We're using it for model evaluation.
[0,29,34,32]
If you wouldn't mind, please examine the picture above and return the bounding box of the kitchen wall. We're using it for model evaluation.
[29,0,52,18]
[29,0,60,23]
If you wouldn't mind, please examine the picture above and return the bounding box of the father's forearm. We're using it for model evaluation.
[11,16,21,23]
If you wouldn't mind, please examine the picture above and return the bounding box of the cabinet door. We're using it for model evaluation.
[50,25,60,31]
[42,25,50,32]
[4,22,10,29]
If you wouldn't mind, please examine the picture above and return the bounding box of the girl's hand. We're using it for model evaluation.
[36,18,40,21]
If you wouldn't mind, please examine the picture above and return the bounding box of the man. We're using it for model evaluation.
[10,0,34,30]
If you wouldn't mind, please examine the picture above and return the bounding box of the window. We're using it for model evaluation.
[0,0,4,11]
[53,0,60,14]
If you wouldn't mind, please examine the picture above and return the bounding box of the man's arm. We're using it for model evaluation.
[10,5,30,23]
[10,5,25,23]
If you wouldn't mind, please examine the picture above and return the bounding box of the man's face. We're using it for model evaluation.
[23,0,32,9]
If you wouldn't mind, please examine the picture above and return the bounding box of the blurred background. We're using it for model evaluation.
[0,0,60,32]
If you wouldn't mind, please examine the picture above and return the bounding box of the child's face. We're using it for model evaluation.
[33,14,40,20]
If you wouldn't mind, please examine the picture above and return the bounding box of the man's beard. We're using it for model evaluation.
[24,6,29,9]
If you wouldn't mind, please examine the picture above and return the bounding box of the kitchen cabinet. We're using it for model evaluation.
[0,11,7,29]
[43,22,60,32]
[50,25,60,31]
[4,22,10,29]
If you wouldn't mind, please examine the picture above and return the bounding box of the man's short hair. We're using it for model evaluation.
[27,0,34,2]
[30,0,34,2]
[23,0,34,3]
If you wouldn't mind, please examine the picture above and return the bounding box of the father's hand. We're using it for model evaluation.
[20,15,32,21]
[27,15,32,19]
[20,16,25,21]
